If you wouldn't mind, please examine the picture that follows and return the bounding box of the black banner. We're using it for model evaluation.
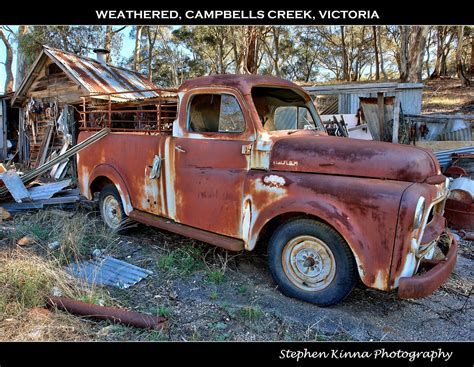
[0,341,471,366]
[0,4,472,25]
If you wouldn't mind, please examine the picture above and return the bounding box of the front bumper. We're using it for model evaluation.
[398,232,458,299]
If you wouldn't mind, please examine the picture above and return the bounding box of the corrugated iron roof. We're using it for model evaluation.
[43,46,161,101]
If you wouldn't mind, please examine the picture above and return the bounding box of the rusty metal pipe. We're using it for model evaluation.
[46,296,166,330]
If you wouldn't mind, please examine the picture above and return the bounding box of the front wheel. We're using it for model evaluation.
[268,218,357,306]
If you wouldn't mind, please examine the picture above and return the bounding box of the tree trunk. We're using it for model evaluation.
[232,41,244,74]
[146,27,156,81]
[220,42,225,74]
[15,25,29,90]
[425,28,432,78]
[455,26,470,86]
[272,26,280,77]
[455,26,464,77]
[104,25,113,63]
[373,26,380,80]
[408,26,428,82]
[133,26,142,71]
[245,26,258,74]
[340,26,350,81]
[378,26,387,79]
[0,29,14,93]
[430,26,454,79]
[231,27,246,74]
[470,34,474,77]
[430,26,445,79]
[399,26,409,82]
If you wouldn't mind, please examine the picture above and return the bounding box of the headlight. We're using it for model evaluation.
[413,196,426,230]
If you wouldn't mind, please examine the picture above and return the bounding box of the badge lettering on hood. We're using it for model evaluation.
[273,160,298,167]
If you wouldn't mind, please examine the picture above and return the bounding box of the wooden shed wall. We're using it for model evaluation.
[26,59,84,105]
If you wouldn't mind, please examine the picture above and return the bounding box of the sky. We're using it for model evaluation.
[0,26,135,94]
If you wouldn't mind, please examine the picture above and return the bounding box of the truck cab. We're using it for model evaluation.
[77,74,457,306]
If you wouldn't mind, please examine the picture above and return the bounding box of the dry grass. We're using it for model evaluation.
[0,249,108,317]
[0,209,118,340]
[0,308,97,341]
[5,209,119,264]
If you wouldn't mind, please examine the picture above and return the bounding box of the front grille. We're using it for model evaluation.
[426,206,435,224]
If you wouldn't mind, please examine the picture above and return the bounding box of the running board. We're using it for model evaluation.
[128,210,244,252]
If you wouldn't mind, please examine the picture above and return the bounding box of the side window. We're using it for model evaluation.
[274,106,297,130]
[188,93,245,133]
[274,106,315,130]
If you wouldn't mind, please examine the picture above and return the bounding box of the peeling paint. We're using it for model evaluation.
[263,175,286,188]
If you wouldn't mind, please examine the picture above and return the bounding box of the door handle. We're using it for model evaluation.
[175,145,186,153]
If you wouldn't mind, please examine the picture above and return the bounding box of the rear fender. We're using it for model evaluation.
[86,164,133,215]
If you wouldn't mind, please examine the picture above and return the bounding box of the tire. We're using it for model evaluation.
[99,184,127,233]
[268,218,357,306]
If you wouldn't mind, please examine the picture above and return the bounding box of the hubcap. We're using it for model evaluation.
[282,235,336,291]
[102,195,122,230]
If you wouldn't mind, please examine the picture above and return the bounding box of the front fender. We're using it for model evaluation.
[244,171,410,290]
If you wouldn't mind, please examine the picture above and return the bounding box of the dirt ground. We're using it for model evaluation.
[1,209,472,342]
[422,78,474,114]
[101,226,474,342]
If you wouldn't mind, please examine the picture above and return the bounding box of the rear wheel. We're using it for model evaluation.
[99,184,126,232]
[268,218,357,306]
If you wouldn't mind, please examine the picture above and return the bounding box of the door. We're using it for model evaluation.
[172,91,253,238]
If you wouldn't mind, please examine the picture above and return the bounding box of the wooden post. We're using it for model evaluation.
[377,92,385,141]
[392,97,400,144]
[0,99,6,160]
[157,103,161,133]
[81,97,86,128]
[108,95,111,128]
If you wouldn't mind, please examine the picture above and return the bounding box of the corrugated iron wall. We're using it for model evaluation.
[434,146,474,169]
[338,89,422,115]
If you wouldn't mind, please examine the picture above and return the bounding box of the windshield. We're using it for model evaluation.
[251,86,325,132]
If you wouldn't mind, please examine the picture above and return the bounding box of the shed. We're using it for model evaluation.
[304,82,424,115]
[9,45,161,167]
[0,93,20,161]
[12,46,160,106]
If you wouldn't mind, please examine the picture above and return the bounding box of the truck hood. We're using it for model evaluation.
[269,134,440,183]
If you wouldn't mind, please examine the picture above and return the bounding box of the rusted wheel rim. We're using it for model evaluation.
[282,235,336,291]
[102,195,122,230]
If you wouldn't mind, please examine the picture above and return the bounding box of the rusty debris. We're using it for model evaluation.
[444,177,474,231]
[451,153,474,177]
[46,296,166,330]
[17,235,35,247]
[0,128,109,212]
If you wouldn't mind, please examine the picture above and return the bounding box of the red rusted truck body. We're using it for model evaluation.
[77,75,457,305]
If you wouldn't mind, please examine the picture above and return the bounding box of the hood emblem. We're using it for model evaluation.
[273,160,298,167]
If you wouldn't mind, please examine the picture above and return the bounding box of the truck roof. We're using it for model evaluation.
[178,74,303,95]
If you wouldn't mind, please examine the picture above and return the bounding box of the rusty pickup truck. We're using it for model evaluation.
[77,75,457,306]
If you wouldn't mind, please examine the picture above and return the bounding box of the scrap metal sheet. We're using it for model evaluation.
[0,170,31,203]
[28,179,71,201]
[66,255,153,289]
